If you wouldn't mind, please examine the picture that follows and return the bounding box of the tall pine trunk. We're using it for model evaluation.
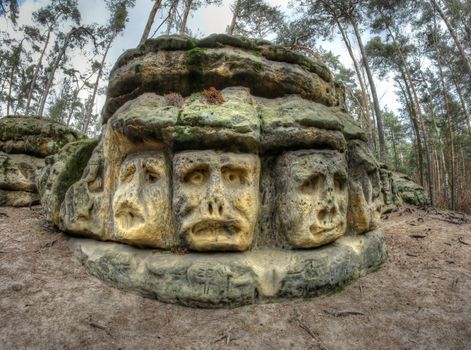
[431,0,471,77]
[82,37,113,134]
[25,29,51,115]
[335,18,375,151]
[349,15,387,162]
[179,0,193,35]
[139,0,162,46]
[227,0,241,35]
[166,0,180,35]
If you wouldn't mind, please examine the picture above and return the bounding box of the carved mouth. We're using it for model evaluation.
[309,222,343,236]
[191,220,242,236]
[115,205,145,230]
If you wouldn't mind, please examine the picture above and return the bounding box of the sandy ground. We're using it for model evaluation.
[0,206,470,350]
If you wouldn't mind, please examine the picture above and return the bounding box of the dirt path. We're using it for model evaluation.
[0,206,470,350]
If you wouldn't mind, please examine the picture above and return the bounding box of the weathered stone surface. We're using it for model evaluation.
[60,142,106,239]
[0,189,39,206]
[173,150,260,251]
[175,88,260,152]
[69,228,386,308]
[37,139,98,226]
[275,150,348,248]
[380,166,401,213]
[103,35,342,122]
[347,140,382,234]
[112,150,174,248]
[0,116,83,157]
[392,172,430,206]
[0,152,44,192]
[108,93,177,144]
[259,95,346,152]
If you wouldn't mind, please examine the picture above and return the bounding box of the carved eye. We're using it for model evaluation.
[145,170,160,183]
[301,174,323,193]
[119,163,136,183]
[184,167,208,185]
[143,163,160,183]
[334,175,346,192]
[222,167,246,185]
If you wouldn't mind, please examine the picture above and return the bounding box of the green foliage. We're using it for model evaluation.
[232,0,285,40]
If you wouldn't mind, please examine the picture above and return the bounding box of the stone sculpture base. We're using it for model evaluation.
[69,229,387,308]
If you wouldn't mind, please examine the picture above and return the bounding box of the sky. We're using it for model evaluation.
[1,0,399,116]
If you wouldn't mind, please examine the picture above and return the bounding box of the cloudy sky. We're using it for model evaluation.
[2,0,398,115]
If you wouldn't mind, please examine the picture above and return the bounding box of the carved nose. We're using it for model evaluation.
[317,186,337,224]
[206,199,224,216]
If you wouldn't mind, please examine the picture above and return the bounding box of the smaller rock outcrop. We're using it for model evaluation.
[0,116,84,207]
[392,172,430,206]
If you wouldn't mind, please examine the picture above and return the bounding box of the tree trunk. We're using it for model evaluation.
[6,64,14,116]
[334,18,375,151]
[166,0,180,35]
[349,15,387,162]
[179,0,192,35]
[25,28,51,115]
[139,0,162,46]
[397,79,424,187]
[436,58,456,210]
[83,37,113,134]
[431,0,471,78]
[227,0,241,35]
[450,75,471,136]
[36,29,78,117]
[385,24,434,203]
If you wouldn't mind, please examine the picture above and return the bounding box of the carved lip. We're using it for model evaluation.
[309,222,343,236]
[114,204,145,230]
[191,219,242,236]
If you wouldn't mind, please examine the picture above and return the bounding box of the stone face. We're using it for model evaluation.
[347,140,383,234]
[112,150,173,248]
[0,116,83,157]
[37,139,98,225]
[69,229,387,308]
[173,150,260,251]
[0,152,44,192]
[60,142,106,238]
[275,150,348,248]
[380,166,401,213]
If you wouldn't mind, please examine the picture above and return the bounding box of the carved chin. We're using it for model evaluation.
[289,221,345,248]
[184,219,251,251]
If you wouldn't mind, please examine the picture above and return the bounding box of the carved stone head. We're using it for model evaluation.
[112,150,173,247]
[276,150,348,248]
[347,141,382,234]
[173,150,260,251]
[60,145,105,238]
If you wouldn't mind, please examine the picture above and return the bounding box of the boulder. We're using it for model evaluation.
[0,152,44,192]
[0,116,83,157]
[392,172,430,206]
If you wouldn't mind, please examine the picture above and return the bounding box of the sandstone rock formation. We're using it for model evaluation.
[0,116,83,207]
[392,172,430,206]
[47,34,392,307]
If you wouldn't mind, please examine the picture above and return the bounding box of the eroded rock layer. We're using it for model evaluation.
[69,229,386,308]
[102,34,344,123]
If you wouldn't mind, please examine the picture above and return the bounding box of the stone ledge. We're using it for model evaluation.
[68,229,387,308]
